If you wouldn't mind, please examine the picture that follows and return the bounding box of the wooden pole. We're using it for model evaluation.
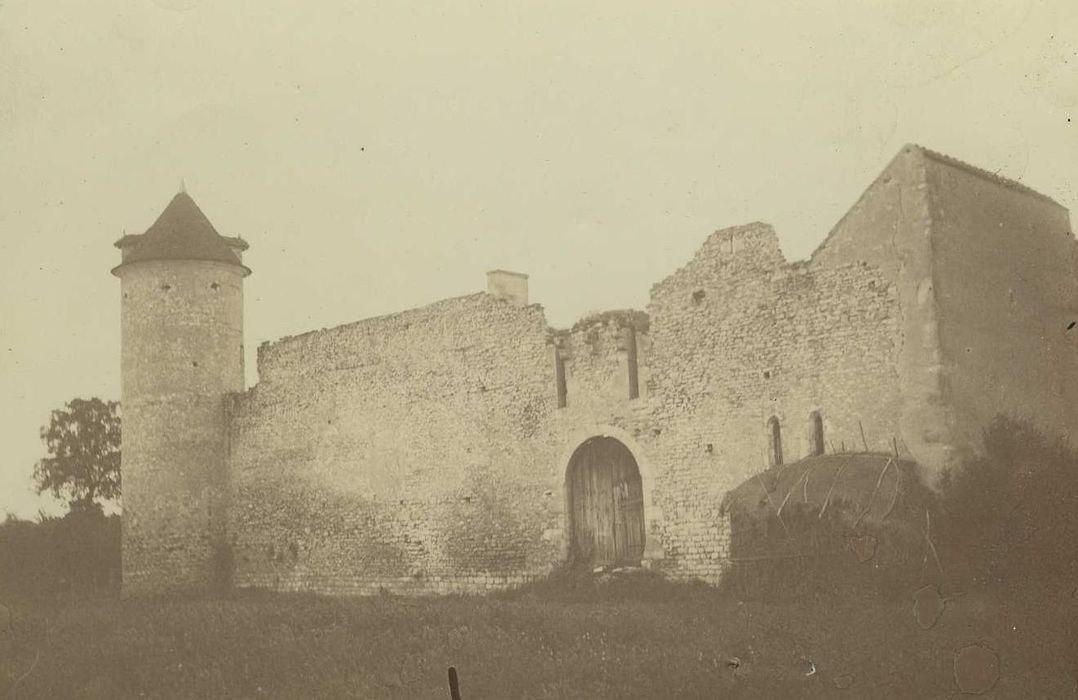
[448,667,462,700]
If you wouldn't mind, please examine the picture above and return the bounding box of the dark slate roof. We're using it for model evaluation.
[112,192,250,275]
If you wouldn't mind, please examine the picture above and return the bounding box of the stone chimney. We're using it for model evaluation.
[486,269,529,306]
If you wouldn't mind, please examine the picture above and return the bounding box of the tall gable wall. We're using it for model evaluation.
[810,146,953,479]
[923,155,1078,460]
[811,145,1078,476]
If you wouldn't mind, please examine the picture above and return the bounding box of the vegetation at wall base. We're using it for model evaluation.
[936,416,1078,597]
[0,507,119,603]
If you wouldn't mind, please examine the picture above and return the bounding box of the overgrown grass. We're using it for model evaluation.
[2,578,1075,699]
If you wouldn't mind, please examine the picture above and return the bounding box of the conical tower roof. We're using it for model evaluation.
[112,192,250,275]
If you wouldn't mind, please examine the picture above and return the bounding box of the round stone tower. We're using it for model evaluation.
[112,191,250,595]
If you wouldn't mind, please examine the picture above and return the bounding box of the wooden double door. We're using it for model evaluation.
[567,437,645,567]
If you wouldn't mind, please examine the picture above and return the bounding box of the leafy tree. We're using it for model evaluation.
[33,398,121,512]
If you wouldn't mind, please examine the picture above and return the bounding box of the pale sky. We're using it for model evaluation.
[1,0,1075,518]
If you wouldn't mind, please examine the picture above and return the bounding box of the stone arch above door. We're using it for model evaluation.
[558,426,664,567]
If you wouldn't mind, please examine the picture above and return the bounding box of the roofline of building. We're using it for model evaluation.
[915,144,1067,210]
[487,269,529,279]
[111,257,252,278]
[808,143,1068,266]
[114,232,249,250]
[221,235,249,251]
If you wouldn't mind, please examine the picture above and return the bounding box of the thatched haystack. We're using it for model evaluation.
[720,452,938,597]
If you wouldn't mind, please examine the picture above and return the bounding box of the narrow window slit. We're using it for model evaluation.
[768,416,783,467]
[809,411,825,456]
[627,326,640,400]
[555,349,567,408]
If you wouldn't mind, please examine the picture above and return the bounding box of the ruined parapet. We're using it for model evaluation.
[651,222,786,301]
[225,290,562,595]
[550,309,651,408]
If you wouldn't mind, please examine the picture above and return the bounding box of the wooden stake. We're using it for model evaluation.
[922,510,945,576]
[755,470,790,537]
[777,467,811,519]
[449,667,462,700]
[853,457,894,527]
[880,469,901,521]
[819,456,851,519]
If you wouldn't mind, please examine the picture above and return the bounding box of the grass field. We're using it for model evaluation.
[2,572,1075,699]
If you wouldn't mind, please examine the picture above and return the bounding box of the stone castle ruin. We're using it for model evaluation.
[112,145,1078,595]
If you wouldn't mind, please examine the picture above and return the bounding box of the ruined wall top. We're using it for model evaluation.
[650,222,787,302]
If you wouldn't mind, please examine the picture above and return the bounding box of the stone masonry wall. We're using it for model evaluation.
[550,315,668,565]
[227,220,904,591]
[810,146,953,481]
[813,145,1078,481]
[645,223,901,582]
[227,293,667,594]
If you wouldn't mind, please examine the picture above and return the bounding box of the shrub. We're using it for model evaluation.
[0,507,120,601]
[938,416,1078,592]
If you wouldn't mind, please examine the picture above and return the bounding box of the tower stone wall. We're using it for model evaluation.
[114,194,248,595]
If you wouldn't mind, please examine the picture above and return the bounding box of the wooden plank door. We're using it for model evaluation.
[569,437,644,568]
[570,440,595,564]
[612,452,645,565]
[590,442,617,566]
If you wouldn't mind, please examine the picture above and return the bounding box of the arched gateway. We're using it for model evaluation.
[566,436,646,567]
